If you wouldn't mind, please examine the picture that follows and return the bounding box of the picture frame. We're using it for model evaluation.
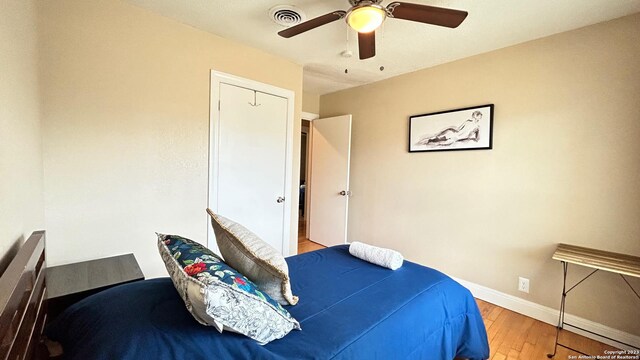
[408,104,494,153]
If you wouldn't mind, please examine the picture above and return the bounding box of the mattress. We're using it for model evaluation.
[47,245,489,359]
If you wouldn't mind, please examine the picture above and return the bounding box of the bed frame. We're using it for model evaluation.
[0,231,47,360]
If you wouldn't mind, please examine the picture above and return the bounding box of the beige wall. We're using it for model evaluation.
[39,0,303,277]
[302,91,320,114]
[0,0,45,272]
[321,14,640,335]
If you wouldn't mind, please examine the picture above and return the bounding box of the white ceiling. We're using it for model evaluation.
[125,0,640,95]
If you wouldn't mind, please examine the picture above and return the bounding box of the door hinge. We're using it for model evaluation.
[218,100,220,111]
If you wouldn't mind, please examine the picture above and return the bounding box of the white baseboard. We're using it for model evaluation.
[452,277,640,350]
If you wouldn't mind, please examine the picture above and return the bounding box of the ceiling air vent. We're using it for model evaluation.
[269,5,306,27]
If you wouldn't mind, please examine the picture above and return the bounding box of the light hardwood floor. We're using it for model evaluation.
[297,218,324,254]
[296,219,617,359]
[477,299,615,359]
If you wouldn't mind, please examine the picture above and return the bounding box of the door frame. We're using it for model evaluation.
[208,70,295,255]
[300,112,318,240]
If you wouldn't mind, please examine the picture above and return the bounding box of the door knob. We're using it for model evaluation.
[339,190,351,196]
[276,196,285,203]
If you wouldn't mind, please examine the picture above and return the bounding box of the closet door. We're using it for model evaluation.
[214,83,288,254]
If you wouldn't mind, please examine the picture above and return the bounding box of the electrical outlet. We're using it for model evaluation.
[518,277,530,293]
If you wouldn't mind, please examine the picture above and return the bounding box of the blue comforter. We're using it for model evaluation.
[47,245,489,359]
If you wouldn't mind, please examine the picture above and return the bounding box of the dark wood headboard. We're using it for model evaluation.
[0,231,47,360]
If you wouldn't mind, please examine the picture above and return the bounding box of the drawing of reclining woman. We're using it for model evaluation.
[417,110,483,147]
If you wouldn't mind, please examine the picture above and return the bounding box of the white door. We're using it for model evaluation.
[211,81,289,254]
[308,115,352,247]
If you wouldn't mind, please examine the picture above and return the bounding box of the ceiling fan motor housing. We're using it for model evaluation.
[349,0,383,6]
[345,1,388,34]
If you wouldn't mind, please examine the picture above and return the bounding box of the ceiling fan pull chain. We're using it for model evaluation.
[348,25,352,54]
[378,21,385,71]
[342,25,352,74]
[346,24,349,50]
[380,20,385,55]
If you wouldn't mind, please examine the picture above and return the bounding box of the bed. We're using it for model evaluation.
[0,231,47,360]
[0,232,489,359]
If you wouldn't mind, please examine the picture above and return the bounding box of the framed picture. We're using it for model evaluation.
[408,104,494,153]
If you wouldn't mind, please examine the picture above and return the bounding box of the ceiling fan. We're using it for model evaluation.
[278,0,468,60]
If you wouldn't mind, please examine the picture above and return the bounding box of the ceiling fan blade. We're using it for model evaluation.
[278,11,346,38]
[358,31,376,60]
[387,2,468,28]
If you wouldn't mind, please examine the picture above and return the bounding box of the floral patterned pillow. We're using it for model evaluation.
[157,234,300,344]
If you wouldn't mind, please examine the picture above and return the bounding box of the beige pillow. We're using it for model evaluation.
[206,209,298,305]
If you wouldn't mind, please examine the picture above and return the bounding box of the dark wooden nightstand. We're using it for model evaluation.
[47,253,145,319]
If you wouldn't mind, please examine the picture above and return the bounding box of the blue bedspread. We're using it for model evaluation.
[47,245,489,359]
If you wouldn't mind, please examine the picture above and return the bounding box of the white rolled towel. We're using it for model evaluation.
[349,242,404,270]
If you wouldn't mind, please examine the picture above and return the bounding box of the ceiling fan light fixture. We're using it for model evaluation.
[346,4,386,33]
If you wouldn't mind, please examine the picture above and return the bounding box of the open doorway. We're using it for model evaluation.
[298,114,353,254]
[300,119,309,225]
[298,120,311,251]
[298,119,325,254]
